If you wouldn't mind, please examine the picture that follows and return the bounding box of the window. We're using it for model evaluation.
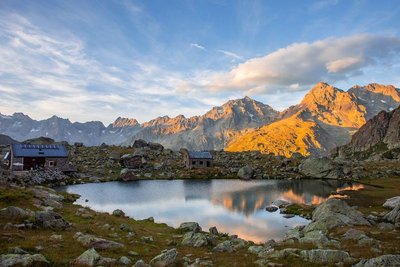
[192,161,196,165]
[200,161,203,165]
[49,161,55,167]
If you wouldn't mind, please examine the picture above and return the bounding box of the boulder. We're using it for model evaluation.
[271,199,290,208]
[72,248,101,266]
[299,157,343,179]
[265,206,278,212]
[237,166,254,179]
[133,139,148,148]
[383,196,400,209]
[304,198,370,232]
[248,246,265,255]
[383,204,400,225]
[181,232,209,247]
[213,241,233,253]
[74,232,124,250]
[353,254,400,267]
[34,210,71,229]
[112,209,125,217]
[149,248,177,267]
[148,142,164,151]
[134,260,149,267]
[209,226,219,235]
[299,249,353,264]
[0,206,35,222]
[0,254,49,267]
[377,222,395,231]
[343,228,366,240]
[119,256,132,265]
[179,222,202,233]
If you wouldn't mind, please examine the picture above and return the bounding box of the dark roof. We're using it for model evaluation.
[11,144,68,158]
[188,151,213,159]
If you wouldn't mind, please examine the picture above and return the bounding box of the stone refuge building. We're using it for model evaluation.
[5,144,76,172]
[182,149,213,169]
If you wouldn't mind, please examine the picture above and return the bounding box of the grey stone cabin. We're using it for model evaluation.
[182,150,213,169]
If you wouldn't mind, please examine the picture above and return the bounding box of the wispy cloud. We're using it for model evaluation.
[190,43,206,50]
[0,14,212,124]
[309,0,339,12]
[217,49,243,60]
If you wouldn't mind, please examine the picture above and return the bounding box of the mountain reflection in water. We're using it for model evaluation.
[59,179,363,243]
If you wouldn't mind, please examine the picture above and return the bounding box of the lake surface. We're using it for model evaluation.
[59,179,362,243]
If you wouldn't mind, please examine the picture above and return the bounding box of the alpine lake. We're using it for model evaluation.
[58,179,363,243]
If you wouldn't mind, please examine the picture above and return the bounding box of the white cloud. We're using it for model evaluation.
[326,57,364,73]
[217,49,243,60]
[204,34,400,93]
[309,0,339,12]
[190,43,205,50]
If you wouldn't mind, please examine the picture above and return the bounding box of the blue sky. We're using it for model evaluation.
[0,0,400,124]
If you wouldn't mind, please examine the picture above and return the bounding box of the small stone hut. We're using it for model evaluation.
[6,144,73,172]
[182,149,213,169]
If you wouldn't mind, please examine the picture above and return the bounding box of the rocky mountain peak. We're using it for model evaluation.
[350,83,400,102]
[111,117,139,128]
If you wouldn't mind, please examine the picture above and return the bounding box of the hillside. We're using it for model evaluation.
[0,134,18,145]
[227,82,400,157]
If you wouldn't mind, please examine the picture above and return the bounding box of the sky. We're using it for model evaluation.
[0,0,400,125]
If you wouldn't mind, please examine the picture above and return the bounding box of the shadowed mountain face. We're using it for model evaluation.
[0,113,141,146]
[0,83,399,154]
[226,82,400,157]
[334,105,400,159]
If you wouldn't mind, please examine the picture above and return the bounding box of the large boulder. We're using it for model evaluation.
[237,166,254,180]
[300,249,353,264]
[72,248,101,266]
[149,248,177,267]
[353,255,400,267]
[212,241,233,253]
[181,232,209,247]
[383,204,400,225]
[299,157,343,179]
[0,253,49,267]
[383,196,400,209]
[178,222,202,233]
[133,139,148,148]
[35,210,71,229]
[74,232,124,250]
[304,198,370,232]
[72,248,116,267]
[0,206,35,222]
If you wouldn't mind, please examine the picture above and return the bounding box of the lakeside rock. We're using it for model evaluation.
[383,204,400,225]
[383,196,400,209]
[237,165,254,179]
[299,157,343,179]
[304,198,370,232]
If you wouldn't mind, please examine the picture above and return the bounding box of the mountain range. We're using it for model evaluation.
[226,83,400,157]
[0,82,399,156]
